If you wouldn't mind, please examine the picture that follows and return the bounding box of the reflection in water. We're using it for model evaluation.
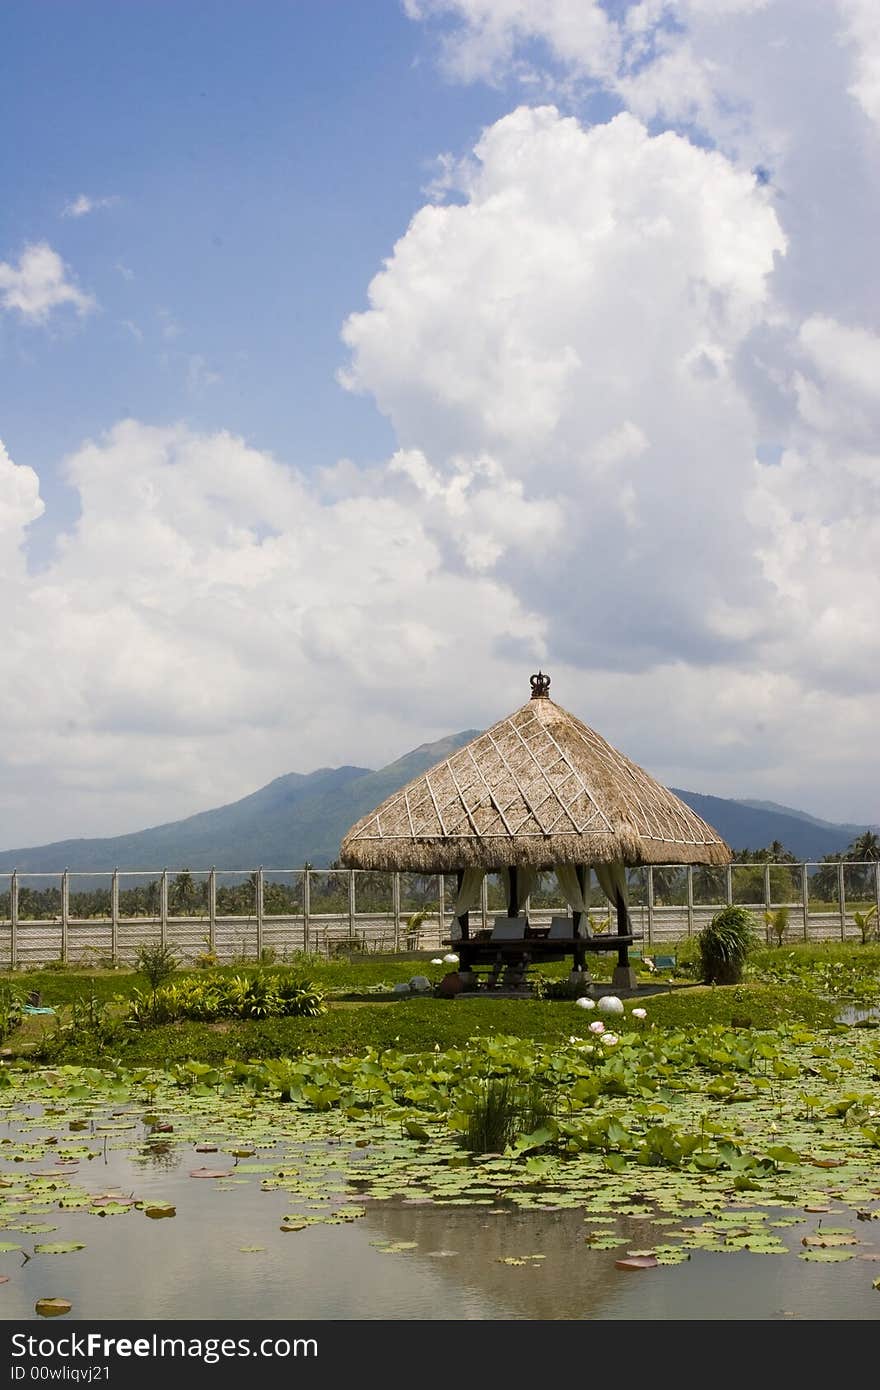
[361,1201,643,1319]
[1,1107,879,1321]
[132,1139,179,1171]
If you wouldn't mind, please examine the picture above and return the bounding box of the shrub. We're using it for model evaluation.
[698,907,759,985]
[0,982,23,1041]
[124,970,325,1026]
[764,906,790,948]
[134,942,179,992]
[853,905,877,946]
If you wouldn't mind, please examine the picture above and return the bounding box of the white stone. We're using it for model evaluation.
[597,995,625,1015]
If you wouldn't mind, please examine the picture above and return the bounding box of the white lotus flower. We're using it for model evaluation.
[597,995,624,1016]
[632,1007,647,1020]
[574,996,596,1010]
[443,953,459,963]
[589,1020,605,1034]
[600,1032,619,1046]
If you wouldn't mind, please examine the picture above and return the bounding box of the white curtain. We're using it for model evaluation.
[447,868,484,941]
[498,866,538,913]
[555,864,590,915]
[452,868,484,918]
[593,862,630,925]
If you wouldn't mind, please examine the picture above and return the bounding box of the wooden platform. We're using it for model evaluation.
[442,931,644,970]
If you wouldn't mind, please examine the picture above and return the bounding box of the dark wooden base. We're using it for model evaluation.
[442,932,644,974]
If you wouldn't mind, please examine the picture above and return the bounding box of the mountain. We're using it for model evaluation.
[734,799,874,839]
[0,731,869,870]
[671,789,867,862]
[0,733,480,873]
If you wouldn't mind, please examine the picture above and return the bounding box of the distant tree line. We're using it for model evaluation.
[0,834,877,920]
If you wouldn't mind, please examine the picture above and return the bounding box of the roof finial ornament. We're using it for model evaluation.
[530,670,550,699]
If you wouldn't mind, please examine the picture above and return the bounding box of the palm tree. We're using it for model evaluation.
[850,831,880,862]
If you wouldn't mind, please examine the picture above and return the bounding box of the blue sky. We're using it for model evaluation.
[1,1,879,846]
[3,1,523,551]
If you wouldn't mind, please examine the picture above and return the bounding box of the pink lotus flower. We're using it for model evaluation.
[589,1020,605,1034]
[600,1032,619,1046]
[632,1007,647,1020]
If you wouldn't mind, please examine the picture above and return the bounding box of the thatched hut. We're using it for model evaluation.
[340,673,730,990]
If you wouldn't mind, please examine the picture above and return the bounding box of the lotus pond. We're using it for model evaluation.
[1,997,880,1321]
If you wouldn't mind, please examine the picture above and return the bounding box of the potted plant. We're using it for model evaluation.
[697,906,758,985]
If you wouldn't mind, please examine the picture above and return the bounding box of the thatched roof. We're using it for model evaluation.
[339,675,732,873]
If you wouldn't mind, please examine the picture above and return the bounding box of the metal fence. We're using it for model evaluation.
[0,860,878,969]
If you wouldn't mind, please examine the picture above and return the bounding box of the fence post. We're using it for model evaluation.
[438,874,445,947]
[838,861,846,941]
[348,870,356,943]
[208,868,216,955]
[160,871,168,947]
[646,866,654,946]
[392,871,401,951]
[802,863,809,942]
[480,875,488,931]
[10,870,17,969]
[256,868,264,962]
[111,870,119,965]
[725,864,733,907]
[303,868,310,954]
[61,870,69,964]
[686,866,694,938]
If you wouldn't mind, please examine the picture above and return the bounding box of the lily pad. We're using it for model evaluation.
[34,1242,85,1255]
[35,1298,72,1317]
[615,1256,659,1270]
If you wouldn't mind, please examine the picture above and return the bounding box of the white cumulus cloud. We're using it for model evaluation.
[0,242,95,323]
[62,193,119,218]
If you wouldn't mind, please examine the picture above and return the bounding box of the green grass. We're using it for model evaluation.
[643,982,840,1030]
[24,997,583,1066]
[4,939,877,1066]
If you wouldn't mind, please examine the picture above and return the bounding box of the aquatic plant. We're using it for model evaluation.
[698,907,759,985]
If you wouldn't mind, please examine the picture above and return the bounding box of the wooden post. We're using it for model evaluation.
[438,873,445,945]
[802,863,809,942]
[454,869,469,942]
[686,865,694,938]
[725,864,733,906]
[573,864,588,975]
[615,889,629,965]
[838,861,846,941]
[303,868,310,954]
[611,886,637,991]
[208,869,217,954]
[480,875,488,931]
[392,871,401,950]
[10,870,17,970]
[61,870,69,964]
[160,870,168,947]
[646,866,654,946]
[111,870,119,965]
[348,870,356,943]
[256,867,264,962]
[507,867,519,917]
